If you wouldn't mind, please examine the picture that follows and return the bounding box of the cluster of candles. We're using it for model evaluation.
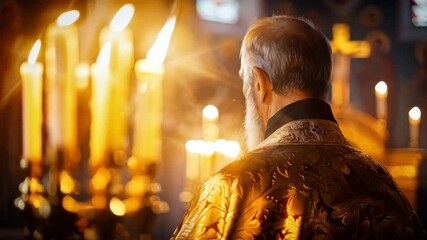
[182,105,240,202]
[185,105,240,183]
[374,81,422,147]
[17,4,175,218]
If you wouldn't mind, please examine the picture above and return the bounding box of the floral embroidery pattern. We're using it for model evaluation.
[172,119,426,239]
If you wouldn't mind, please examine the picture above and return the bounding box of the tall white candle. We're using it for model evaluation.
[375,81,388,120]
[21,40,43,168]
[199,141,215,182]
[133,60,164,169]
[202,105,219,141]
[132,16,176,171]
[45,10,79,157]
[185,140,200,181]
[99,4,135,151]
[90,43,112,168]
[409,106,421,148]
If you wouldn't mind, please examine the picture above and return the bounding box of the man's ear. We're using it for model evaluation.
[252,67,272,105]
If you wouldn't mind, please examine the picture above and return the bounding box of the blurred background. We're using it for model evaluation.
[0,0,426,239]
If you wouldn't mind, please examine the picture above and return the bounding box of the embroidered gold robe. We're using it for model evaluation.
[172,118,426,239]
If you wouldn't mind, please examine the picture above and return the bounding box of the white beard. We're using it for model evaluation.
[244,88,265,151]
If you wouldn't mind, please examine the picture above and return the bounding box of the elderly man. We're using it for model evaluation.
[172,15,426,239]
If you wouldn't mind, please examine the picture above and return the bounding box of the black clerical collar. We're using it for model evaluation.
[265,98,338,138]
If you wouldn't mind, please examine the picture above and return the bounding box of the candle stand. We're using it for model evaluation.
[15,5,175,239]
[17,147,168,239]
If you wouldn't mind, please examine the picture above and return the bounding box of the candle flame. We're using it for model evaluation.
[409,107,421,121]
[110,4,135,32]
[203,105,219,120]
[146,16,176,65]
[375,81,388,95]
[27,40,41,64]
[97,42,112,66]
[56,10,80,27]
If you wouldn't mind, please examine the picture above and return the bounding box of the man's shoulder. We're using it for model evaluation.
[217,143,399,195]
[218,143,364,174]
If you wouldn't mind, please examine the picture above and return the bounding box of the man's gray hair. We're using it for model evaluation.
[240,15,332,99]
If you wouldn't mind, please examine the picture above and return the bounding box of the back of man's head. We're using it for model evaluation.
[241,15,332,99]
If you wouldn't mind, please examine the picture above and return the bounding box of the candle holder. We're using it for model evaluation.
[17,147,168,239]
[16,157,84,239]
[16,6,177,239]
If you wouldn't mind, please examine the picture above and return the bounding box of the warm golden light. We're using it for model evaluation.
[40,199,51,218]
[186,140,216,155]
[97,42,112,66]
[185,140,215,155]
[32,195,41,208]
[199,141,216,155]
[27,40,41,65]
[60,171,75,194]
[14,198,25,210]
[76,63,90,89]
[127,156,139,172]
[203,105,219,120]
[29,178,43,193]
[375,81,388,96]
[110,4,135,32]
[56,10,80,27]
[331,24,370,57]
[91,168,111,192]
[91,194,107,209]
[62,195,79,212]
[19,178,29,194]
[125,176,149,196]
[110,197,126,216]
[409,107,422,121]
[215,139,240,158]
[124,197,142,213]
[185,140,197,153]
[146,16,176,65]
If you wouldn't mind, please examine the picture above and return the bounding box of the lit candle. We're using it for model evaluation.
[185,140,200,181]
[45,10,79,156]
[375,81,388,120]
[409,106,421,148]
[20,40,43,170]
[133,16,176,170]
[90,43,112,168]
[199,140,215,182]
[100,4,135,151]
[202,105,219,141]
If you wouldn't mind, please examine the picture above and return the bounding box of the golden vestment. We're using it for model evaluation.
[172,100,426,239]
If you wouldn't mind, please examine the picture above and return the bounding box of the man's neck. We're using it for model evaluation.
[268,91,312,121]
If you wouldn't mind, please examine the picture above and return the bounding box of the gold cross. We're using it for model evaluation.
[330,23,370,106]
